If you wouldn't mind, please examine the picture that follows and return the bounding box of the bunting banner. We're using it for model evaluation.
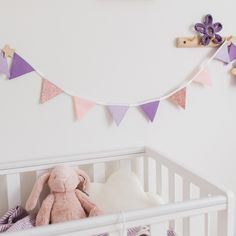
[0,52,9,77]
[169,88,186,109]
[193,68,212,86]
[107,105,129,126]
[140,101,159,122]
[73,97,96,121]
[40,79,63,104]
[0,41,235,126]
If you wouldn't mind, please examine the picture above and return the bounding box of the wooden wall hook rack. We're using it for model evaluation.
[176,35,236,48]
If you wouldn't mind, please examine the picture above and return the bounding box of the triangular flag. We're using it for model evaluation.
[169,88,186,109]
[73,96,96,121]
[140,101,159,122]
[229,43,236,62]
[9,52,34,79]
[214,42,230,64]
[0,52,10,77]
[193,68,212,86]
[40,79,63,103]
[107,105,129,126]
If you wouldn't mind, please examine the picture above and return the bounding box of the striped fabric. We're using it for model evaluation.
[0,206,34,233]
[6,215,35,232]
[167,229,177,236]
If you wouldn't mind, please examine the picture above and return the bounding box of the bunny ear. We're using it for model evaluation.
[77,169,90,193]
[25,172,50,211]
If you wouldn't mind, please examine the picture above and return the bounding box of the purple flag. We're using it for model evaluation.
[140,101,159,122]
[0,53,10,77]
[108,105,129,126]
[214,43,230,64]
[229,43,236,62]
[9,53,34,80]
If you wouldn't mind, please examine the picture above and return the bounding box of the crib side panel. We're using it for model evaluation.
[145,148,231,236]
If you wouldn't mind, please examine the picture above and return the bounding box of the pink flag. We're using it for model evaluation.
[193,68,212,86]
[40,79,63,104]
[107,105,129,126]
[169,88,186,109]
[73,97,96,121]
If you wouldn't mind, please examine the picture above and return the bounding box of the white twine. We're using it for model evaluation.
[23,41,225,107]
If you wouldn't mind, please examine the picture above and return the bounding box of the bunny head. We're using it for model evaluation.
[25,165,90,211]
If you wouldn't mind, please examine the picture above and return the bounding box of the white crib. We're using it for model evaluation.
[0,147,234,236]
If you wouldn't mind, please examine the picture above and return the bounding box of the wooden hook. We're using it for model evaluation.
[176,35,236,48]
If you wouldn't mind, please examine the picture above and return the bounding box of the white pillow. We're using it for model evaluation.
[89,169,165,214]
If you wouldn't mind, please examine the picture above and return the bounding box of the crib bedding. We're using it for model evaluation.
[89,169,165,213]
[90,169,167,236]
[0,206,34,233]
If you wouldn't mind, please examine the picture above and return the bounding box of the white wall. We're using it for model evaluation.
[0,0,235,228]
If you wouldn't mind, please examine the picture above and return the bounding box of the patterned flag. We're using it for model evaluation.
[169,88,186,109]
[40,79,63,103]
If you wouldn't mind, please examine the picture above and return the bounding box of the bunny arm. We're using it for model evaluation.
[36,193,55,226]
[75,189,101,216]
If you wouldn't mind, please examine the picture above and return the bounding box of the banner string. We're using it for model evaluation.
[25,41,225,107]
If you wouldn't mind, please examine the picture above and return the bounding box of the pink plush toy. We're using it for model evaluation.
[25,165,103,226]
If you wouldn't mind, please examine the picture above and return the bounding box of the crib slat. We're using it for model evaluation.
[131,157,144,187]
[0,175,8,217]
[200,191,209,236]
[105,161,120,180]
[183,179,190,236]
[119,159,131,170]
[144,157,149,192]
[156,161,162,196]
[217,210,227,236]
[6,173,21,209]
[150,222,168,235]
[93,163,105,183]
[169,170,175,230]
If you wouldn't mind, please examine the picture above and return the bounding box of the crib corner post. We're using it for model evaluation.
[218,190,235,236]
[226,190,235,236]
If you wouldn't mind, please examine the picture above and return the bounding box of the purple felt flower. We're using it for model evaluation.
[194,14,223,46]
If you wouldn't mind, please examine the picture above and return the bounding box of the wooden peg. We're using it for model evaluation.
[231,68,236,76]
[2,45,15,58]
[176,35,236,48]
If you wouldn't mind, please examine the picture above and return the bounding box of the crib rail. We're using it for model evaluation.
[3,195,227,236]
[0,147,145,175]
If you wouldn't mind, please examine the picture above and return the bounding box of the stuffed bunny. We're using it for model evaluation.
[25,165,103,226]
